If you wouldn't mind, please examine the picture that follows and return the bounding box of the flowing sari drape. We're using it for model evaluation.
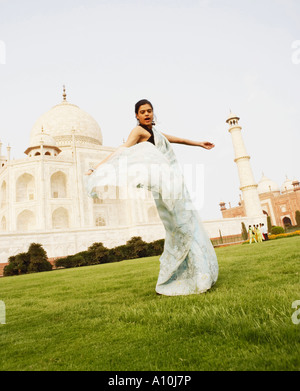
[84,128,218,295]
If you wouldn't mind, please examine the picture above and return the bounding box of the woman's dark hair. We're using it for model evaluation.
[135,99,153,114]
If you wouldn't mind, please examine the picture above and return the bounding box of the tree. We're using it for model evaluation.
[267,216,272,233]
[3,253,30,276]
[151,239,164,255]
[68,254,88,267]
[219,229,223,244]
[241,222,248,240]
[295,210,300,227]
[3,256,18,276]
[27,243,52,273]
[107,246,125,263]
[87,242,110,264]
[126,236,148,258]
[15,252,30,274]
[4,245,52,276]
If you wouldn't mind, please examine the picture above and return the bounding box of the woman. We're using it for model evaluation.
[85,99,218,296]
[256,224,264,243]
[248,225,257,244]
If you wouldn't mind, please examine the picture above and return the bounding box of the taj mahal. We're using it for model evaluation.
[0,88,166,263]
[0,89,298,264]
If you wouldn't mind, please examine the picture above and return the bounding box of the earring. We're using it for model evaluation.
[152,120,155,126]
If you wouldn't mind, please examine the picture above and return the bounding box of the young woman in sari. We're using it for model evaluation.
[85,99,218,296]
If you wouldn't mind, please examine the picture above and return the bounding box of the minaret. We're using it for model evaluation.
[226,112,263,217]
[6,145,11,161]
[0,140,6,169]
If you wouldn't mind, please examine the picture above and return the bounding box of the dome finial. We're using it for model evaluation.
[62,85,67,101]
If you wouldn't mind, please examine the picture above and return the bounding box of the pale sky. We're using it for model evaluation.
[0,0,299,221]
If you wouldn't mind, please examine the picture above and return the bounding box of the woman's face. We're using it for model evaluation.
[136,104,153,127]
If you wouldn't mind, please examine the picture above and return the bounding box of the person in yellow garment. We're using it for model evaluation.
[248,225,257,244]
[256,224,264,243]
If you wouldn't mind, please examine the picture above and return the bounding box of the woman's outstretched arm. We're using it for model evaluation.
[162,132,215,150]
[85,127,143,175]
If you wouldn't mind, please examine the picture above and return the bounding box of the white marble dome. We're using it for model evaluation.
[257,174,280,195]
[30,98,103,148]
[281,176,294,194]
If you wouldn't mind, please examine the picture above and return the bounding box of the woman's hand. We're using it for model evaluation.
[84,169,94,176]
[199,141,215,150]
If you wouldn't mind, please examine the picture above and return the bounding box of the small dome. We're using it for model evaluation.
[281,176,294,194]
[30,128,57,148]
[226,111,240,123]
[257,173,280,195]
[25,127,61,155]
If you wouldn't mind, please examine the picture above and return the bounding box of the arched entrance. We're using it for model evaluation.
[52,207,69,229]
[16,173,35,202]
[147,206,158,222]
[282,216,292,227]
[17,210,36,231]
[1,181,7,208]
[51,171,67,198]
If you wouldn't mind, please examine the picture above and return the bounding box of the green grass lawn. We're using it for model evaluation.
[0,237,299,371]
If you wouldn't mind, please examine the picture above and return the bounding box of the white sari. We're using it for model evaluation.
[84,127,218,295]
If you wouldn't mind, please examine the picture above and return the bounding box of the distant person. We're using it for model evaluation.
[248,225,257,244]
[262,223,269,240]
[258,223,264,241]
[254,225,258,242]
[256,224,264,243]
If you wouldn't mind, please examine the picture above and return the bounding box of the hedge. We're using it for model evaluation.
[55,237,165,270]
[268,230,300,240]
[243,230,300,244]
[4,243,52,276]
[270,226,285,235]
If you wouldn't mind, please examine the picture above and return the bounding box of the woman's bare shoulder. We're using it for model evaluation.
[123,126,145,147]
[129,126,145,136]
